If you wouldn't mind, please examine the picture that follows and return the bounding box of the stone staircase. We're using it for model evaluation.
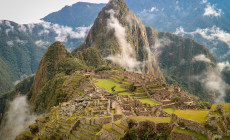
[56,120,72,136]
[96,119,128,140]
[70,122,102,140]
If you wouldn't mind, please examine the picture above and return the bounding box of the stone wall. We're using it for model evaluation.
[113,114,123,121]
[171,130,202,140]
[171,114,206,134]
[96,129,122,140]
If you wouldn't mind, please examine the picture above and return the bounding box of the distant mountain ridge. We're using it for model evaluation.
[42,2,105,27]
[0,20,89,93]
[42,0,230,62]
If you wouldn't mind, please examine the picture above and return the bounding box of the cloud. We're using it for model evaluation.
[38,29,50,36]
[217,62,230,71]
[5,21,14,31]
[15,38,28,44]
[35,40,50,48]
[13,74,28,85]
[150,37,172,58]
[106,9,141,71]
[19,25,27,32]
[0,96,38,140]
[150,7,159,12]
[26,23,35,33]
[194,66,229,103]
[192,58,230,103]
[39,22,90,42]
[7,41,14,47]
[202,0,208,4]
[203,3,222,17]
[192,54,211,63]
[175,26,230,57]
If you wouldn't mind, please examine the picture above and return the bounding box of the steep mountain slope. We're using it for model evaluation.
[72,0,217,101]
[147,30,217,100]
[0,20,89,94]
[42,2,105,27]
[0,21,45,93]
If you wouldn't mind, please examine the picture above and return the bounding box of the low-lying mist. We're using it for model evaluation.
[0,96,37,140]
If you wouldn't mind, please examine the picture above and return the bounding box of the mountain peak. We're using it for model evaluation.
[30,41,69,101]
[73,0,161,77]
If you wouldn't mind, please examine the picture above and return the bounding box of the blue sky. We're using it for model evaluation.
[0,0,109,24]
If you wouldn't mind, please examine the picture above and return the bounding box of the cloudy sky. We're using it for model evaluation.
[0,0,109,24]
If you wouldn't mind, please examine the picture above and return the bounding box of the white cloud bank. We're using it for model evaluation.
[193,54,211,63]
[175,26,230,45]
[106,9,140,71]
[203,3,222,17]
[0,96,38,140]
[192,55,230,103]
[35,22,91,42]
[175,26,230,57]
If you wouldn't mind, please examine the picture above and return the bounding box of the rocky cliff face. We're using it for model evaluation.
[146,28,217,100]
[73,0,162,78]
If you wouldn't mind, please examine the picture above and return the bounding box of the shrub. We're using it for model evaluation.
[29,124,39,134]
[171,96,180,102]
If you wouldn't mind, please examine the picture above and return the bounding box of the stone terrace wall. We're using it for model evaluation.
[171,114,206,134]
[171,130,202,140]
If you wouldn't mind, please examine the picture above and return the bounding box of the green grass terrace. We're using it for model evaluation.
[95,79,126,93]
[211,103,230,113]
[172,127,208,140]
[94,79,160,106]
[174,110,209,123]
[163,108,175,114]
[127,116,171,123]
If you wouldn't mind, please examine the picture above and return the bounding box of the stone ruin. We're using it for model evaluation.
[118,95,170,117]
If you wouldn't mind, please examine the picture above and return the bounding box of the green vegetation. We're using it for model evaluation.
[172,127,208,140]
[125,119,170,140]
[103,123,123,137]
[219,103,230,113]
[76,47,105,68]
[95,79,126,93]
[111,109,115,114]
[58,57,86,75]
[163,108,175,114]
[127,116,171,123]
[129,83,136,92]
[200,101,211,109]
[111,86,116,92]
[29,124,39,134]
[0,75,34,123]
[174,110,209,123]
[0,21,45,94]
[221,136,230,140]
[16,130,35,140]
[171,96,181,102]
[118,92,133,96]
[114,120,128,131]
[32,74,67,113]
[136,98,160,105]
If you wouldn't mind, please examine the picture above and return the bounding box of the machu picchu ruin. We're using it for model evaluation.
[15,70,230,140]
[1,0,230,140]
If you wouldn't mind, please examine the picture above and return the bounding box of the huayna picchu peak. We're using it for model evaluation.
[0,0,230,140]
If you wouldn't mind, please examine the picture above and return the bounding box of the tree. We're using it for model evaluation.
[111,86,116,92]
